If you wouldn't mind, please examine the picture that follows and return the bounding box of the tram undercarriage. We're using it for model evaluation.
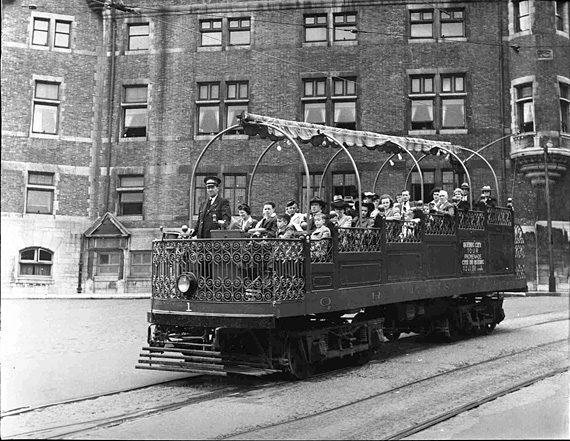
[137,293,505,379]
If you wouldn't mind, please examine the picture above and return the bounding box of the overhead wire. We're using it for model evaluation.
[95,0,561,137]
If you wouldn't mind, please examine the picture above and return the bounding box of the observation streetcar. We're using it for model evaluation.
[136,113,527,379]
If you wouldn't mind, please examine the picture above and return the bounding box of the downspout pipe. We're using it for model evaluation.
[104,7,116,213]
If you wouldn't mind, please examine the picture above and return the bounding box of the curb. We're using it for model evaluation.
[503,291,570,298]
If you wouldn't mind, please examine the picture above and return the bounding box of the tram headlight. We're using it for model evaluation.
[177,272,198,298]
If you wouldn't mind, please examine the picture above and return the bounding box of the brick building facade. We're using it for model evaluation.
[2,0,569,297]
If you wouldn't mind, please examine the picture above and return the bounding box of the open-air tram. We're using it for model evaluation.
[136,113,527,379]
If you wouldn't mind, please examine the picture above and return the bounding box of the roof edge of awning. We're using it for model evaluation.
[238,112,460,155]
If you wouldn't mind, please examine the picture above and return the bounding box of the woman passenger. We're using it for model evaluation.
[230,203,256,232]
[354,202,376,228]
[379,194,401,221]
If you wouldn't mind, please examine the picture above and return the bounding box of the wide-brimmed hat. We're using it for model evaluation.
[481,185,492,191]
[331,200,348,210]
[333,195,344,202]
[204,176,221,186]
[344,195,355,204]
[309,196,326,208]
[461,182,469,189]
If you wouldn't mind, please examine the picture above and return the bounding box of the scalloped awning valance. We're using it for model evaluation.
[238,112,460,155]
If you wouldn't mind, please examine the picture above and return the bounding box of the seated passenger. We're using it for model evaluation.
[331,200,353,228]
[379,195,401,220]
[310,213,332,240]
[285,200,305,231]
[452,188,470,211]
[230,203,257,232]
[276,213,296,239]
[354,202,376,228]
[252,201,278,237]
[432,190,455,216]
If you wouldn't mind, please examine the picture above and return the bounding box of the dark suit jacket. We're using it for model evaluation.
[256,214,278,238]
[193,196,232,238]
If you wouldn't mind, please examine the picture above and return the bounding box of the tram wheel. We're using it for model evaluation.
[482,322,496,335]
[383,319,401,341]
[286,338,313,380]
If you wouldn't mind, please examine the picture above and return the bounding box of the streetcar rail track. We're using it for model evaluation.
[3,316,567,439]
[384,367,569,440]
[219,338,568,440]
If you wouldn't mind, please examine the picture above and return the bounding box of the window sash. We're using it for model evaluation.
[32,104,58,134]
[304,15,328,42]
[97,252,121,275]
[303,102,326,125]
[198,105,220,134]
[125,86,148,103]
[120,175,144,187]
[333,13,357,41]
[131,251,151,276]
[441,98,465,128]
[119,191,143,215]
[29,172,54,186]
[26,189,53,213]
[515,1,531,32]
[54,21,71,48]
[32,18,50,46]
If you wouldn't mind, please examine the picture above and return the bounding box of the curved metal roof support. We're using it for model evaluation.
[320,133,363,226]
[464,134,512,163]
[456,145,500,206]
[404,154,428,190]
[189,125,241,224]
[247,140,278,206]
[372,154,396,194]
[318,148,343,197]
[430,146,473,209]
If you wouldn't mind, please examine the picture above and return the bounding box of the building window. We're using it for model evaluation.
[515,83,534,133]
[555,1,569,32]
[32,17,72,49]
[200,19,222,47]
[303,77,357,129]
[32,81,60,135]
[197,81,249,135]
[26,171,55,214]
[128,23,149,50]
[117,175,144,216]
[410,75,435,130]
[32,17,49,46]
[410,10,434,38]
[333,13,357,41]
[302,172,323,210]
[304,14,328,42]
[514,1,530,32]
[409,74,466,132]
[122,85,148,138]
[225,81,249,134]
[332,172,356,199]
[440,9,465,37]
[194,174,208,216]
[130,251,151,276]
[560,82,570,133]
[223,174,247,214]
[441,75,466,128]
[19,247,53,277]
[228,18,251,46]
[96,251,121,275]
[410,8,465,39]
[197,82,220,135]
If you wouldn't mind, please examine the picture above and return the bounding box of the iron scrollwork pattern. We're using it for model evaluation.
[337,227,383,252]
[487,207,513,226]
[152,239,306,302]
[514,224,526,279]
[424,213,455,235]
[385,220,422,243]
[458,210,485,230]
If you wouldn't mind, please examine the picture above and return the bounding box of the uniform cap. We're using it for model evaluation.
[286,200,297,208]
[204,176,221,186]
[461,182,469,189]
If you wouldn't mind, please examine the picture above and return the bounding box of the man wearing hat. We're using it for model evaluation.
[285,200,305,231]
[480,185,497,209]
[460,182,471,207]
[190,176,232,238]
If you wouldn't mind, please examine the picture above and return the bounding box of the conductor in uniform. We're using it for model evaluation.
[189,176,232,238]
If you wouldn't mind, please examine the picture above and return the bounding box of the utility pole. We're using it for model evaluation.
[543,140,556,293]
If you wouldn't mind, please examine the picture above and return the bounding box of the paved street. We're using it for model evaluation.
[1,298,186,412]
[1,295,568,439]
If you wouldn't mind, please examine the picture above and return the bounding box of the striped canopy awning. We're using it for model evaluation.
[238,112,460,155]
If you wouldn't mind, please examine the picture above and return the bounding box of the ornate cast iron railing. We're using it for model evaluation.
[385,219,422,243]
[337,227,383,252]
[310,237,333,263]
[458,210,485,230]
[152,239,306,301]
[487,206,513,226]
[424,213,456,235]
[514,224,526,280]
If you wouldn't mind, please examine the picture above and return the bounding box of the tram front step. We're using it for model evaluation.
[137,357,279,377]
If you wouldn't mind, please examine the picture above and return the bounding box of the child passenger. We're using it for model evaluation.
[310,213,331,240]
